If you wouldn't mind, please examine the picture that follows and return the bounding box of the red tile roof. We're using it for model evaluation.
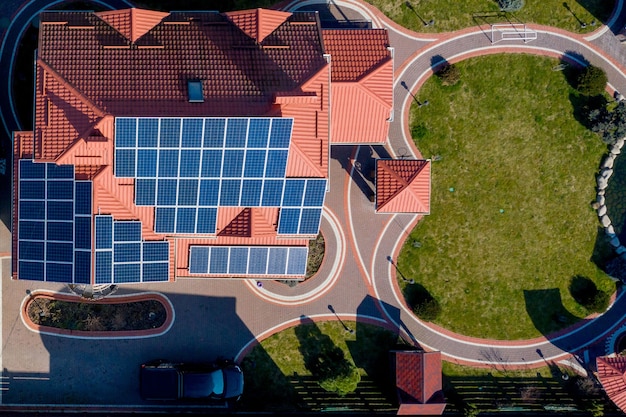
[95,8,170,43]
[392,350,445,416]
[376,160,431,214]
[597,356,626,412]
[322,30,392,143]
[225,8,292,43]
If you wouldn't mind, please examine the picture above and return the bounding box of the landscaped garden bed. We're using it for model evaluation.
[23,291,173,336]
[398,54,616,339]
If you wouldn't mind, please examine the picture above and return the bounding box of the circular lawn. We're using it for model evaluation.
[398,54,616,340]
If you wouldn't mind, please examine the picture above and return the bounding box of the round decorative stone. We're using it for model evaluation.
[601,215,611,227]
[597,195,606,206]
[607,225,616,235]
[598,176,608,189]
[602,157,615,170]
[598,205,607,216]
[611,236,621,247]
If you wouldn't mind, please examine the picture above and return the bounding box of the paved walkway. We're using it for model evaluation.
[2,0,626,406]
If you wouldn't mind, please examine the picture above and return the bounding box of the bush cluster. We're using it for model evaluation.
[436,64,461,86]
[405,284,441,321]
[310,347,361,396]
[569,276,609,313]
[498,0,524,12]
[577,65,608,96]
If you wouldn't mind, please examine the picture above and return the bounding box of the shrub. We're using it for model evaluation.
[588,100,626,145]
[498,0,524,12]
[437,64,461,86]
[577,65,608,96]
[405,284,441,321]
[569,275,610,313]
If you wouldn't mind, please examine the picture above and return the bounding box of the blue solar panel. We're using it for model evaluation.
[20,181,45,199]
[243,150,266,178]
[229,247,249,274]
[136,178,156,205]
[157,179,177,205]
[75,182,92,215]
[189,246,209,274]
[303,179,326,207]
[240,180,262,206]
[138,118,159,147]
[75,217,91,249]
[74,251,91,284]
[182,118,204,148]
[20,201,45,220]
[265,150,288,178]
[20,160,45,179]
[225,119,248,147]
[114,222,142,242]
[267,247,288,274]
[160,118,181,148]
[47,181,74,200]
[158,150,179,177]
[201,150,223,177]
[283,180,305,207]
[178,179,198,206]
[155,207,176,233]
[278,208,300,234]
[222,150,244,177]
[19,241,44,261]
[176,208,196,233]
[19,221,45,240]
[261,180,284,206]
[180,150,201,178]
[46,262,72,283]
[143,241,169,262]
[247,118,270,148]
[47,201,73,221]
[299,208,322,234]
[114,243,141,262]
[248,247,268,274]
[219,179,241,206]
[115,149,136,177]
[137,149,158,177]
[116,118,137,147]
[196,208,217,234]
[209,247,229,274]
[142,263,169,282]
[95,216,113,249]
[47,163,74,179]
[95,251,113,284]
[204,118,226,147]
[19,261,44,280]
[269,119,292,148]
[287,247,308,275]
[199,180,219,206]
[47,242,73,262]
[47,221,73,242]
[114,263,141,283]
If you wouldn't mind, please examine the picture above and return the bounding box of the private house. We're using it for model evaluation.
[12,7,396,285]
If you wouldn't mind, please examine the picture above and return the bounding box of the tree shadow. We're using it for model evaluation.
[523,288,580,336]
[572,0,619,31]
[591,226,616,270]
[403,283,441,322]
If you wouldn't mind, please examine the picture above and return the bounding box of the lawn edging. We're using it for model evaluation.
[20,290,175,339]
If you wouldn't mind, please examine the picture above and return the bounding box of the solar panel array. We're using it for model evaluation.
[17,160,92,283]
[95,215,169,284]
[114,117,326,235]
[189,245,308,276]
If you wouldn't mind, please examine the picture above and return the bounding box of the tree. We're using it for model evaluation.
[577,65,608,96]
[588,101,626,145]
[498,0,524,12]
[436,64,461,86]
[310,347,361,396]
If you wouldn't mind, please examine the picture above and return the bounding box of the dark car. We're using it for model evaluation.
[140,359,244,402]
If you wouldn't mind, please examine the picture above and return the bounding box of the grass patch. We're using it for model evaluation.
[398,54,615,340]
[240,321,403,411]
[365,0,613,34]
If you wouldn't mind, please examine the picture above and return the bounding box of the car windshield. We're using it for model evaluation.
[182,369,224,399]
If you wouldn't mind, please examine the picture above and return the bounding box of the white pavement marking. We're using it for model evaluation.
[243,208,345,305]
[234,313,389,363]
[19,290,175,340]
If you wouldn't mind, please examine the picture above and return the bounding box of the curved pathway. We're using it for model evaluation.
[287,0,626,368]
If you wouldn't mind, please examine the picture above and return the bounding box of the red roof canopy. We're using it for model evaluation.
[376,160,431,214]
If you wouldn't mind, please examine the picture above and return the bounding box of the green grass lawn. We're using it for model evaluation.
[240,321,402,411]
[365,0,613,34]
[398,54,616,340]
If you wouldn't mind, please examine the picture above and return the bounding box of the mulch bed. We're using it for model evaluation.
[28,298,166,331]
